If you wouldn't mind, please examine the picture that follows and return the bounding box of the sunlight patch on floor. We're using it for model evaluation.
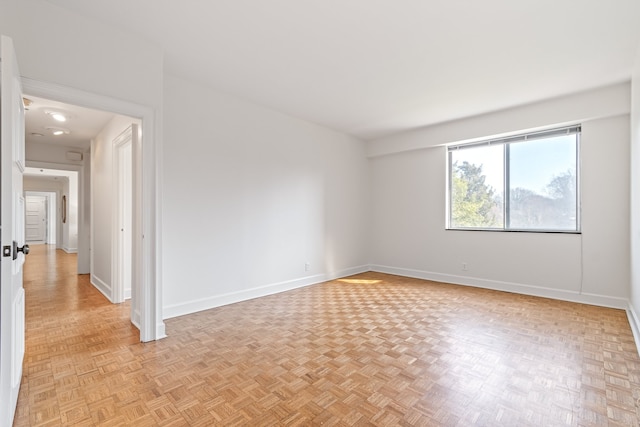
[337,279,381,284]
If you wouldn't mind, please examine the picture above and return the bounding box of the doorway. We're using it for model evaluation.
[111,124,142,328]
[25,194,48,244]
[21,78,164,341]
[24,169,79,254]
[25,191,56,245]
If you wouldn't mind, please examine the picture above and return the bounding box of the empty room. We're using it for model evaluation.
[2,0,640,425]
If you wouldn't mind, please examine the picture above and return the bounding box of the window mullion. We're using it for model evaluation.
[504,143,510,230]
[575,133,581,232]
[447,150,453,228]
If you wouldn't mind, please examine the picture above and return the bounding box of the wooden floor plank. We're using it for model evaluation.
[13,244,640,425]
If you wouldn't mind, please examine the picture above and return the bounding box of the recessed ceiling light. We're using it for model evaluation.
[30,132,44,137]
[46,127,70,136]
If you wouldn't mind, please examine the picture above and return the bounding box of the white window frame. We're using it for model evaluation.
[447,125,581,233]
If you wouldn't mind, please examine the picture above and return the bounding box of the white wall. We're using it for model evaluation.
[1,0,163,110]
[369,86,630,308]
[78,153,91,274]
[48,173,79,254]
[23,177,64,193]
[61,178,70,251]
[63,173,78,253]
[368,82,630,155]
[25,141,85,166]
[630,48,640,343]
[91,116,138,300]
[162,74,370,318]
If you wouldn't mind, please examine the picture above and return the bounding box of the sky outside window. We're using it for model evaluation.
[510,135,577,194]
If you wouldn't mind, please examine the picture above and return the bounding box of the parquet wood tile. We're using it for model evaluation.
[12,244,640,426]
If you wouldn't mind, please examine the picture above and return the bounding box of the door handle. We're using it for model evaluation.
[12,241,30,260]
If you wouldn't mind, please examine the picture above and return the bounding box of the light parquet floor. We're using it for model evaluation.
[13,244,640,426]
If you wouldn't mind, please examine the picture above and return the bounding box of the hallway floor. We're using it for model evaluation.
[13,244,640,426]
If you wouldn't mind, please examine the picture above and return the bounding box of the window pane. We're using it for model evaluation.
[450,144,504,228]
[508,135,577,230]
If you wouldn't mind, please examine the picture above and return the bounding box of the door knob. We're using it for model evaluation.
[12,241,29,260]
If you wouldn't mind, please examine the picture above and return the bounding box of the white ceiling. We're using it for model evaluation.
[45,0,640,140]
[24,95,115,151]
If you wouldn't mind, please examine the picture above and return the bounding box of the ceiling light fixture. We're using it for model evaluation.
[46,126,70,136]
[46,111,67,122]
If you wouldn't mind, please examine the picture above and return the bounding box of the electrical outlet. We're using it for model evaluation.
[461,262,468,271]
[305,262,310,272]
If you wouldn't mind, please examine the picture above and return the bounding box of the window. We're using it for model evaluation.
[447,125,580,232]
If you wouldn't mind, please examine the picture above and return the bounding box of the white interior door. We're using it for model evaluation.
[26,195,47,243]
[112,124,141,330]
[131,124,142,329]
[0,35,27,426]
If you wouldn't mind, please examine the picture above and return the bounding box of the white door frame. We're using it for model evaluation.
[25,170,74,252]
[112,125,142,329]
[112,126,133,303]
[26,163,81,253]
[25,191,57,245]
[22,78,165,341]
[25,194,48,244]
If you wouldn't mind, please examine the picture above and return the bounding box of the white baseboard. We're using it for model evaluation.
[62,247,77,254]
[90,274,113,303]
[370,264,629,310]
[163,264,370,320]
[124,288,131,300]
[627,302,640,357]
